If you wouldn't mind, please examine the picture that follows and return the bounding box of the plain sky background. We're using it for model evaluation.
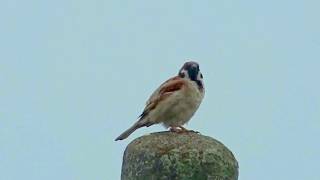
[1,0,319,180]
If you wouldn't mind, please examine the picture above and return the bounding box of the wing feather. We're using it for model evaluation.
[139,76,185,119]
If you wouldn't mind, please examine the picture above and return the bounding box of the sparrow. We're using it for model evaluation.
[115,61,205,141]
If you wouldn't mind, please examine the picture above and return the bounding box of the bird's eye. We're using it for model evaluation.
[200,73,203,78]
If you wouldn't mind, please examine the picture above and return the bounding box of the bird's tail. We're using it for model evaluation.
[115,121,144,141]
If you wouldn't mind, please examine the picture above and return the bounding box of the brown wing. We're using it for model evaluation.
[139,76,185,119]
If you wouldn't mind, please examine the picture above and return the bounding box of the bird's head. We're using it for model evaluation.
[178,61,204,89]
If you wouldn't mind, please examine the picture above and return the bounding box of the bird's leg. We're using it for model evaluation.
[170,127,183,133]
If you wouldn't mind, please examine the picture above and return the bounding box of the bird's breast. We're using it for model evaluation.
[159,80,204,127]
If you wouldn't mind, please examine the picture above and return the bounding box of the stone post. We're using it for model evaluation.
[121,131,238,180]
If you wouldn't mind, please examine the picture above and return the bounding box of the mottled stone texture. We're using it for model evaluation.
[121,131,238,180]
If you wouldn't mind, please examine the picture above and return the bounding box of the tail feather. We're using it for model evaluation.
[115,121,143,141]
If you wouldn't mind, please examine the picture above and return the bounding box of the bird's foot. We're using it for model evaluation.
[169,127,183,133]
[169,126,199,134]
[187,130,200,133]
[178,126,199,133]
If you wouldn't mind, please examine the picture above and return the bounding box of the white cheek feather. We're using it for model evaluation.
[197,72,204,87]
[197,72,201,79]
[180,69,189,78]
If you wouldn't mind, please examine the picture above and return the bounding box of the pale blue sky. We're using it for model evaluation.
[1,1,319,180]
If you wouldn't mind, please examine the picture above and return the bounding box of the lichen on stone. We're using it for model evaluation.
[121,131,238,180]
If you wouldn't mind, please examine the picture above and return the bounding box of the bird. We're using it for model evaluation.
[115,61,205,141]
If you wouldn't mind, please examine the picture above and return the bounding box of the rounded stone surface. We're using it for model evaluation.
[121,131,238,180]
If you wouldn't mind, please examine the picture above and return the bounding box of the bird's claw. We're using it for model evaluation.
[169,127,183,133]
[169,126,199,134]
